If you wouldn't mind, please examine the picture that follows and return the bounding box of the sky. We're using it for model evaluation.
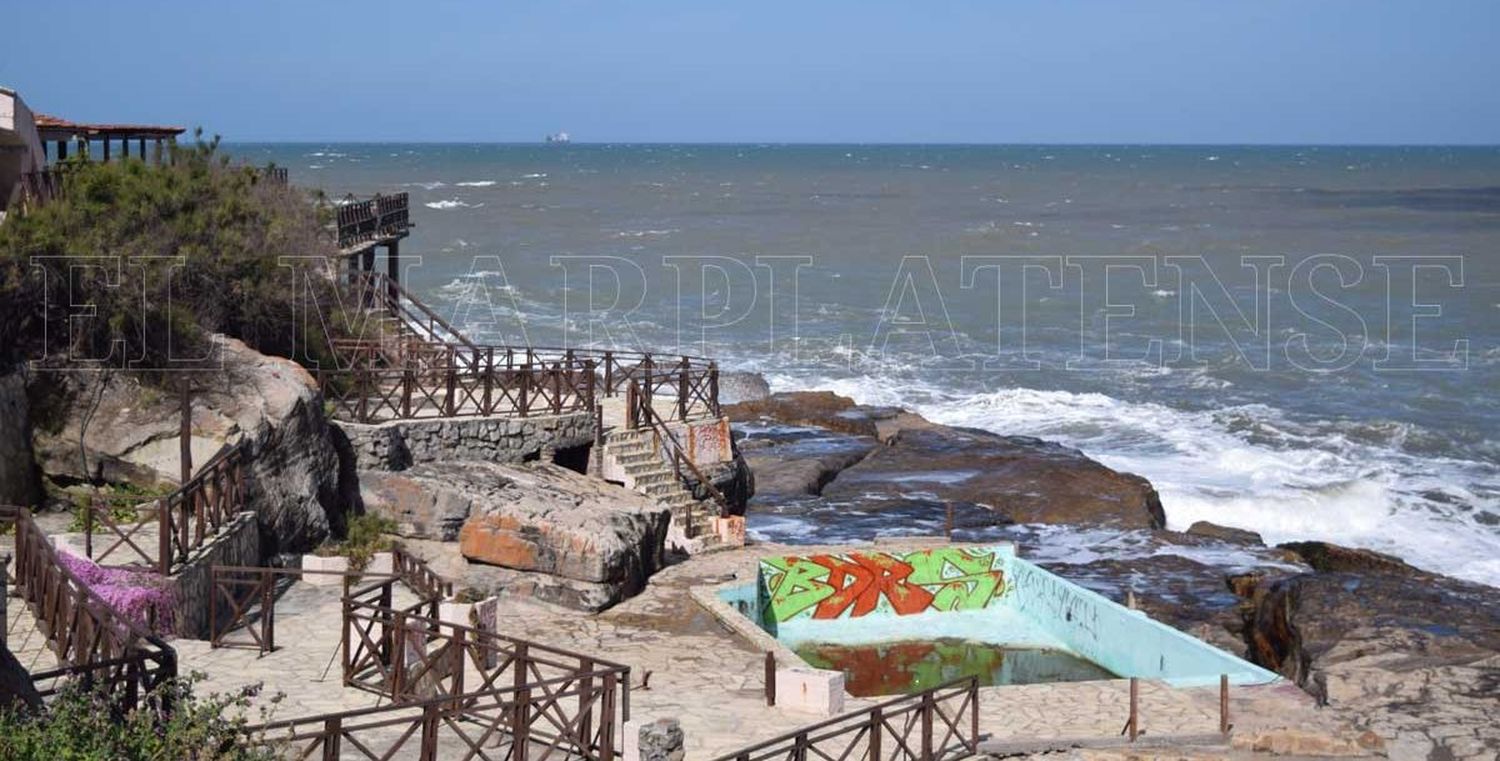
[2,0,1497,144]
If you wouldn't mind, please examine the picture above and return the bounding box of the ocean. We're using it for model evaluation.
[231,143,1500,586]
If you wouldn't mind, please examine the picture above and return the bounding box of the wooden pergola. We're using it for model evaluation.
[33,113,185,165]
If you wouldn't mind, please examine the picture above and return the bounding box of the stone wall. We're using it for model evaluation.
[172,513,262,640]
[336,412,595,473]
[0,370,39,507]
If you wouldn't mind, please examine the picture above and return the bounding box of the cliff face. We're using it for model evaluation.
[0,369,39,507]
[28,338,342,553]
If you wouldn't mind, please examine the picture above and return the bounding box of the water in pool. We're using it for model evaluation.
[794,638,1116,697]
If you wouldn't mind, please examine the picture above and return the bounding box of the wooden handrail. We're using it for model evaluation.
[0,505,177,710]
[710,676,980,761]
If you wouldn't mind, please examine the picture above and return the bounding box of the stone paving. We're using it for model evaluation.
[7,533,1382,759]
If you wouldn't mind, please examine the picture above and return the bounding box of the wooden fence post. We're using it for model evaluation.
[261,568,275,653]
[1128,677,1139,742]
[1220,674,1230,735]
[765,651,776,706]
[869,706,883,760]
[599,671,617,761]
[921,690,935,761]
[322,717,342,761]
[677,356,689,420]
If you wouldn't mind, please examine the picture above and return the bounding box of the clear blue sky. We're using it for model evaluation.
[3,0,1496,144]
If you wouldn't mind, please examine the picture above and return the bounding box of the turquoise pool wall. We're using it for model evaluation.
[725,545,1280,688]
[1001,556,1279,687]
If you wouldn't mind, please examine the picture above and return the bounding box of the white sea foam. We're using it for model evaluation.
[424,199,483,210]
[761,372,1500,587]
[455,180,498,187]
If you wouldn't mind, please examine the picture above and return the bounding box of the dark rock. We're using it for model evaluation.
[1186,521,1264,546]
[0,646,41,712]
[1276,541,1414,574]
[725,391,887,438]
[823,426,1166,530]
[0,370,40,507]
[738,426,877,498]
[1234,544,1500,687]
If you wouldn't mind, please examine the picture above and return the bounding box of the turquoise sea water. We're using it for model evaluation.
[230,143,1500,586]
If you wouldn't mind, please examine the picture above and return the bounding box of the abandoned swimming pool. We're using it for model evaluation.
[715,544,1278,698]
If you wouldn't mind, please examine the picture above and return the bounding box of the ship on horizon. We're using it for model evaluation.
[545,131,571,144]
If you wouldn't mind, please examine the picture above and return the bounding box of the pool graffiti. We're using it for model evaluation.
[761,547,1007,623]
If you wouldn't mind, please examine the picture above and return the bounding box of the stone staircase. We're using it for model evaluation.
[603,428,721,553]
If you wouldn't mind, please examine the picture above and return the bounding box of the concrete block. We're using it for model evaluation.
[775,666,846,716]
[713,516,746,547]
[623,718,685,761]
[301,553,349,585]
[366,551,394,575]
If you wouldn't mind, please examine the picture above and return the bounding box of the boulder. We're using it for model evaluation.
[365,462,670,611]
[0,370,40,507]
[30,338,342,552]
[716,371,771,406]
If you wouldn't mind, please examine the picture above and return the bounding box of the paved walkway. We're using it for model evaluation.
[8,533,1374,759]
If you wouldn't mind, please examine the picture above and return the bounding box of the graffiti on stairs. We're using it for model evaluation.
[760,547,1007,623]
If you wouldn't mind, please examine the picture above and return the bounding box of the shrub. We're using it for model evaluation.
[315,513,397,571]
[0,674,281,761]
[0,133,364,376]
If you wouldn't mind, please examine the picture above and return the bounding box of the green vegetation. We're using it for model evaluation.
[315,512,397,571]
[0,675,281,761]
[0,133,355,375]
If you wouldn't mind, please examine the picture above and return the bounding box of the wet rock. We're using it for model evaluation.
[725,391,890,438]
[737,425,877,497]
[1276,541,1414,574]
[823,427,1166,530]
[716,371,770,406]
[1187,521,1264,546]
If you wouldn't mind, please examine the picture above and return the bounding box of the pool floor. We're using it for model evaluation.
[794,638,1117,697]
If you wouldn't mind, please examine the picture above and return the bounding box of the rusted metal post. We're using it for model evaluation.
[419,701,439,761]
[1220,674,1230,735]
[765,651,776,706]
[604,350,614,396]
[869,706,884,758]
[209,567,219,648]
[944,502,954,540]
[709,362,720,416]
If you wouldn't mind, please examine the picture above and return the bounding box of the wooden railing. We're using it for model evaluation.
[393,544,453,599]
[81,441,249,575]
[712,677,980,761]
[627,379,732,519]
[246,676,623,761]
[321,351,597,423]
[337,192,412,250]
[325,586,630,759]
[0,506,178,711]
[157,442,248,574]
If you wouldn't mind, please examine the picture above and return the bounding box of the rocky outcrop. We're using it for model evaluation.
[30,338,342,552]
[732,392,1164,529]
[0,369,40,507]
[362,462,670,611]
[337,413,594,473]
[1232,542,1500,759]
